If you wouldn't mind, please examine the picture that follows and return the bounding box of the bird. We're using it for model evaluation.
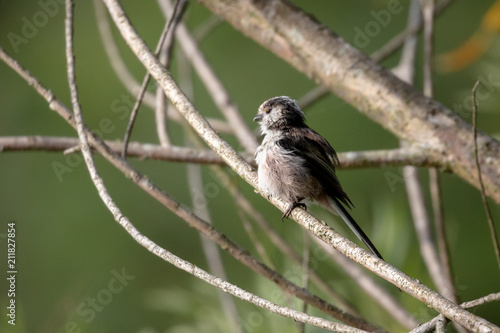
[253,96,383,260]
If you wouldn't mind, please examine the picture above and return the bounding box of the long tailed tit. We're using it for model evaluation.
[254,96,383,260]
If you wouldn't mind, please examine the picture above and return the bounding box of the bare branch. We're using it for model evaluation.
[155,0,187,148]
[371,0,455,61]
[472,81,500,270]
[410,293,500,333]
[0,135,440,172]
[420,2,461,326]
[122,0,187,158]
[312,237,419,329]
[192,13,223,41]
[0,136,248,165]
[394,1,455,305]
[92,0,232,134]
[297,230,311,333]
[404,164,456,308]
[187,157,243,333]
[157,0,259,152]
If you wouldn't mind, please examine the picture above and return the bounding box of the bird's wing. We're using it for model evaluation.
[277,128,353,208]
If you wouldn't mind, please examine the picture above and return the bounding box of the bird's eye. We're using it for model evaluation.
[265,108,271,114]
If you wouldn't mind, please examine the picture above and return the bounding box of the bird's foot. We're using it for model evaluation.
[282,202,307,222]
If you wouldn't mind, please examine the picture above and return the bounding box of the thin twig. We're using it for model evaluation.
[157,0,259,152]
[297,230,311,333]
[0,135,253,165]
[92,0,154,104]
[238,208,275,269]
[297,85,330,110]
[121,0,186,158]
[92,0,232,134]
[472,80,500,270]
[192,13,224,41]
[371,0,455,62]
[155,0,188,147]
[63,145,80,155]
[404,160,453,305]
[394,0,455,305]
[410,292,500,333]
[421,0,459,312]
[120,71,152,157]
[187,147,243,333]
[435,317,447,333]
[420,0,434,99]
[392,0,419,84]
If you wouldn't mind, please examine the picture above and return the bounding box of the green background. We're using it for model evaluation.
[1,0,499,332]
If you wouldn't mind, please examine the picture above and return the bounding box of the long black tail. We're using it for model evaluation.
[328,197,384,260]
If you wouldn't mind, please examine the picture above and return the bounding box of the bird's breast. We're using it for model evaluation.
[255,143,317,202]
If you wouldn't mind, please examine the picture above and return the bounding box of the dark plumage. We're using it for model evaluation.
[254,96,383,260]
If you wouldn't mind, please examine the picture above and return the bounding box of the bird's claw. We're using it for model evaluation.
[281,202,307,222]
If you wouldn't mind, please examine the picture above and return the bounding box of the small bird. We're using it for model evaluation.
[254,96,383,260]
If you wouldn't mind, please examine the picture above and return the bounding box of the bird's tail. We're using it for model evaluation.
[328,197,384,260]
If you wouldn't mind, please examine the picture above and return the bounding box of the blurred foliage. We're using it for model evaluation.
[0,0,499,332]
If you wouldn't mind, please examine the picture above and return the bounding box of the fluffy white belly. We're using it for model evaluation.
[256,143,319,202]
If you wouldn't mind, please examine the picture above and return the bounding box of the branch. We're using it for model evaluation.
[157,0,259,152]
[420,4,461,328]
[410,292,500,333]
[0,135,438,171]
[195,0,500,204]
[155,0,188,148]
[394,0,458,313]
[371,0,455,61]
[187,155,243,332]
[99,1,499,331]
[121,0,187,158]
[92,0,232,135]
[311,237,419,329]
[472,81,500,270]
[0,136,248,165]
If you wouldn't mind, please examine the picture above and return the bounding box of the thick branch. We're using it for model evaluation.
[196,0,500,204]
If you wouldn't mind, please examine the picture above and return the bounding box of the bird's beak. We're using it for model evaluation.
[253,114,263,122]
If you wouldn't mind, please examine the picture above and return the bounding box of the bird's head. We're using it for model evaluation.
[253,96,305,134]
